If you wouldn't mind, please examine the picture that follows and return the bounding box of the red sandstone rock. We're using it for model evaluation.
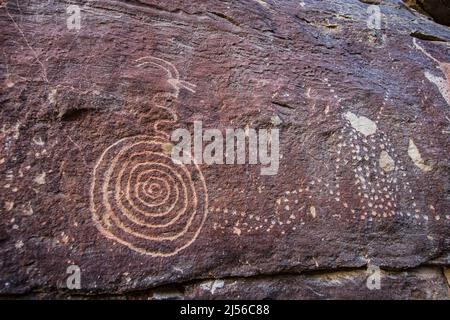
[0,0,449,299]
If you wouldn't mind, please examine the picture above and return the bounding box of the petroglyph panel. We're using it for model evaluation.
[1,0,449,298]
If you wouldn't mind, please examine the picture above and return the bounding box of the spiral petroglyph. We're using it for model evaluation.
[90,135,208,257]
[90,57,207,257]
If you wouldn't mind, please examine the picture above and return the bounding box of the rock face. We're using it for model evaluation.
[403,0,450,26]
[0,0,449,299]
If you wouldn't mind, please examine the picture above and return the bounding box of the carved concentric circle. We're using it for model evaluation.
[90,135,208,257]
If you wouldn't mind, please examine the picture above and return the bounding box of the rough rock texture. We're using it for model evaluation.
[183,267,450,300]
[1,0,449,299]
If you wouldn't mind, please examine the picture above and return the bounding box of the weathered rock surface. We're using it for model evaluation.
[1,0,449,299]
[183,267,449,300]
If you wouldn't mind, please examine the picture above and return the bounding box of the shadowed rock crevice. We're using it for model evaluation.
[0,266,448,299]
[410,31,449,42]
[403,0,450,26]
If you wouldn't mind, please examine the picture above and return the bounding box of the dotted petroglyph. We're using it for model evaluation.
[302,110,439,223]
[209,95,450,242]
[332,112,409,220]
[209,107,443,238]
[209,203,303,236]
